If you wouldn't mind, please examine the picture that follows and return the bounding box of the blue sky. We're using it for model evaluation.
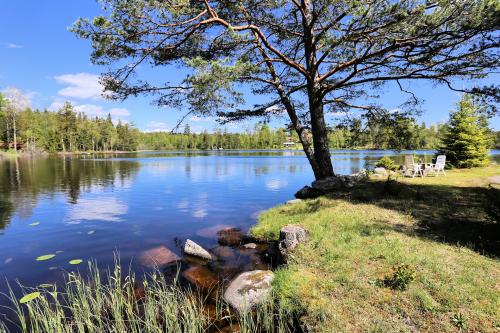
[0,1,498,132]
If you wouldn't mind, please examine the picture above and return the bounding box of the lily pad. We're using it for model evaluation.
[36,254,56,261]
[38,284,53,288]
[19,292,41,304]
[29,222,40,226]
[69,259,83,265]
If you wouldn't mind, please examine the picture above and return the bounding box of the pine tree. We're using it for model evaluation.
[439,95,491,168]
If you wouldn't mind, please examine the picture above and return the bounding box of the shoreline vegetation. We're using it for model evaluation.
[4,165,499,332]
[251,165,500,332]
[1,100,500,156]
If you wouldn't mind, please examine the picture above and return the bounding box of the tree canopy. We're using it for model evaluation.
[72,0,499,179]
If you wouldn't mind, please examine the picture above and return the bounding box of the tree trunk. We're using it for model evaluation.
[307,83,334,180]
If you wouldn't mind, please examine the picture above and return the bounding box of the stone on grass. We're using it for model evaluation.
[138,246,180,268]
[294,185,323,199]
[184,239,212,260]
[311,176,344,192]
[374,167,388,176]
[278,225,309,260]
[223,270,274,312]
[286,199,303,205]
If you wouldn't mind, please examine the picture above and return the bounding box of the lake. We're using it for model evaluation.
[0,149,499,318]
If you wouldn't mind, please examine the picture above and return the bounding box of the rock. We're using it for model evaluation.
[184,239,212,260]
[196,224,233,238]
[217,228,246,246]
[212,246,237,260]
[223,270,274,312]
[182,266,219,290]
[294,185,323,199]
[311,176,344,192]
[243,243,257,249]
[374,167,388,176]
[278,225,308,260]
[138,246,180,268]
[286,199,302,205]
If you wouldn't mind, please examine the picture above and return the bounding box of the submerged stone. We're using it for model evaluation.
[182,266,219,290]
[223,270,274,312]
[138,246,180,268]
[184,239,212,260]
[217,228,246,246]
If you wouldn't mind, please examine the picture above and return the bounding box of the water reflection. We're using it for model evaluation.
[0,156,139,228]
[0,149,498,307]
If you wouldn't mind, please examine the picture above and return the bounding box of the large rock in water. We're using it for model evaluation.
[184,239,212,260]
[278,225,309,261]
[311,176,344,192]
[294,185,323,199]
[223,270,274,312]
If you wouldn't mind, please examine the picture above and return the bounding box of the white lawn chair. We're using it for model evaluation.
[428,155,446,176]
[402,155,423,178]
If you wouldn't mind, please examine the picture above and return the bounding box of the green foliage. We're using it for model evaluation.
[452,313,469,331]
[376,156,398,171]
[0,102,139,152]
[439,95,492,168]
[379,264,416,291]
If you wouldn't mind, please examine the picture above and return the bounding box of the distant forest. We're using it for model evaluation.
[1,101,499,153]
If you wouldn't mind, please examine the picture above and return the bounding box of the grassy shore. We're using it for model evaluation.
[252,166,500,332]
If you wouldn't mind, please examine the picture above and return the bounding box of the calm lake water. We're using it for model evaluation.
[0,149,499,319]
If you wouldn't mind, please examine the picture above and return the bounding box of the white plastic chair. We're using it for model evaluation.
[402,155,423,178]
[428,155,446,176]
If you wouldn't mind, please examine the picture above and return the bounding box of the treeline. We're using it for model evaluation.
[1,93,499,153]
[0,98,140,152]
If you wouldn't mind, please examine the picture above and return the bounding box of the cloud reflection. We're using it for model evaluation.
[265,179,288,191]
[66,197,128,223]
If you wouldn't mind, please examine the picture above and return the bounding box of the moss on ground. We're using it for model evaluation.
[252,165,500,332]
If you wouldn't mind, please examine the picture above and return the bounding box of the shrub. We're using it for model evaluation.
[379,264,416,291]
[375,156,399,171]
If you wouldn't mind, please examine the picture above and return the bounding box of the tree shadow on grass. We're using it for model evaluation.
[343,179,500,258]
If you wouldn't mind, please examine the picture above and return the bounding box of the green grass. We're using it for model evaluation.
[252,165,500,332]
[2,258,295,333]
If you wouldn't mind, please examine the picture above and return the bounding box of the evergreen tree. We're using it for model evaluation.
[439,95,491,168]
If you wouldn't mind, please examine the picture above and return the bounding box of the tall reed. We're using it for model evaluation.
[2,258,296,333]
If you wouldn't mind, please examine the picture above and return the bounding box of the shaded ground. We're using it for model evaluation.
[252,165,500,332]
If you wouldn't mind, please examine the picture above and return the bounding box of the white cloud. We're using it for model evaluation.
[189,116,214,122]
[145,121,169,132]
[75,104,130,118]
[6,43,23,49]
[54,73,104,100]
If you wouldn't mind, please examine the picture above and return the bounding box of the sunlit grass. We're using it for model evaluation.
[252,166,500,332]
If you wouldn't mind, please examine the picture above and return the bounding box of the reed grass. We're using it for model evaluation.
[2,257,296,333]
